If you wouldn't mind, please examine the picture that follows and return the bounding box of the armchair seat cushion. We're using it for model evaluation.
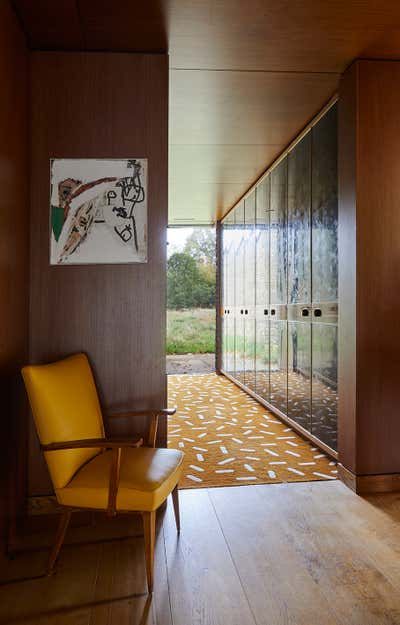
[56,447,184,512]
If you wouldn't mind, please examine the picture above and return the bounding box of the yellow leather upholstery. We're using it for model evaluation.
[56,447,184,511]
[22,353,104,489]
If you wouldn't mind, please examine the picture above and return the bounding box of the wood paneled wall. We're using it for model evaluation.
[338,60,400,490]
[0,2,29,547]
[29,52,168,495]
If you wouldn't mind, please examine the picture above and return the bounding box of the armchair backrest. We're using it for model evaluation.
[22,353,104,489]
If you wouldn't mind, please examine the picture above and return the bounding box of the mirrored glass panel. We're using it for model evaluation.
[270,160,287,306]
[269,320,287,414]
[255,178,270,400]
[270,159,288,412]
[220,103,338,455]
[244,191,256,390]
[312,104,338,304]
[287,321,311,431]
[311,323,338,449]
[224,211,236,374]
[288,133,311,305]
[234,201,245,384]
[311,102,338,450]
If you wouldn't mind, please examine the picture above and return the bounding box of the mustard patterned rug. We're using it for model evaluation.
[167,373,337,489]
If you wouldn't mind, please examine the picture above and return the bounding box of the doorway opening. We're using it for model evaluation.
[165,228,336,488]
[166,226,216,375]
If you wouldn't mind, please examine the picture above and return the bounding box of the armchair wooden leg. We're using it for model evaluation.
[172,485,180,533]
[47,510,71,576]
[142,511,155,593]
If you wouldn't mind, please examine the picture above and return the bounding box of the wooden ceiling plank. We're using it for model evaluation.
[12,0,84,49]
[12,0,400,223]
[167,0,400,72]
[77,0,167,52]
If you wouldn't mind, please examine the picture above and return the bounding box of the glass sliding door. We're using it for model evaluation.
[287,134,312,431]
[244,191,256,391]
[255,177,270,401]
[234,201,245,384]
[269,160,288,415]
[311,103,338,449]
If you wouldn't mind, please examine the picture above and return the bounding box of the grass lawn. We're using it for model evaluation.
[166,308,215,354]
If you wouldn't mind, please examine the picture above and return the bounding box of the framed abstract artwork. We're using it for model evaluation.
[50,158,148,265]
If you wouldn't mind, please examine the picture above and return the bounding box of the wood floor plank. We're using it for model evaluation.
[287,481,400,624]
[209,483,340,625]
[210,481,400,625]
[1,483,400,625]
[0,542,100,624]
[163,488,257,625]
[273,481,400,625]
[88,516,172,625]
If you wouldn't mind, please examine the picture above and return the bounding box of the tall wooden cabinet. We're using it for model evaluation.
[221,102,338,454]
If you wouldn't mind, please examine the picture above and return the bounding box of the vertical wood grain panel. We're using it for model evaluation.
[338,62,357,473]
[0,1,29,547]
[356,61,400,475]
[29,52,168,494]
[339,60,400,481]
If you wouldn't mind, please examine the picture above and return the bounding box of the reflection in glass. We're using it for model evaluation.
[244,191,256,390]
[287,321,311,431]
[311,103,338,450]
[288,134,311,305]
[222,211,236,374]
[269,160,288,412]
[270,161,287,306]
[312,104,338,304]
[269,321,287,414]
[220,104,338,454]
[234,202,245,384]
[311,324,338,449]
[255,178,270,400]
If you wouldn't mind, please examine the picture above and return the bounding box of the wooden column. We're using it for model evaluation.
[338,60,400,493]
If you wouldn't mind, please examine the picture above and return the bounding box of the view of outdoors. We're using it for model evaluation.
[166,227,216,374]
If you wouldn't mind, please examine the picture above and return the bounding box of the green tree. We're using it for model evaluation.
[167,251,217,309]
[195,263,216,307]
[184,228,216,265]
[167,252,200,309]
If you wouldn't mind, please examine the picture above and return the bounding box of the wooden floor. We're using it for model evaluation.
[1,481,400,624]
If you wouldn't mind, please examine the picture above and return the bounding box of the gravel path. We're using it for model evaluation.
[166,353,215,374]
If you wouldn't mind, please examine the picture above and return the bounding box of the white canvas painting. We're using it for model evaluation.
[50,159,148,264]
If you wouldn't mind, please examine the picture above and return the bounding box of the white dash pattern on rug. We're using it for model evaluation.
[168,374,337,489]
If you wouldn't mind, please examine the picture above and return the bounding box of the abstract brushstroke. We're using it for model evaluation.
[50,159,147,264]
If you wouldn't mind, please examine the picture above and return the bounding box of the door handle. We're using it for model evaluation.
[301,308,309,317]
[314,308,322,317]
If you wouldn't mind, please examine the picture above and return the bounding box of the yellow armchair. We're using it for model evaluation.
[22,353,183,592]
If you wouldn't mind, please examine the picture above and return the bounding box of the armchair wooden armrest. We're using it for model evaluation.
[107,408,176,419]
[41,437,143,517]
[107,407,177,448]
[41,436,143,452]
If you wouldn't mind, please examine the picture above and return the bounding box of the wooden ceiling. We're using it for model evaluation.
[13,0,400,223]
